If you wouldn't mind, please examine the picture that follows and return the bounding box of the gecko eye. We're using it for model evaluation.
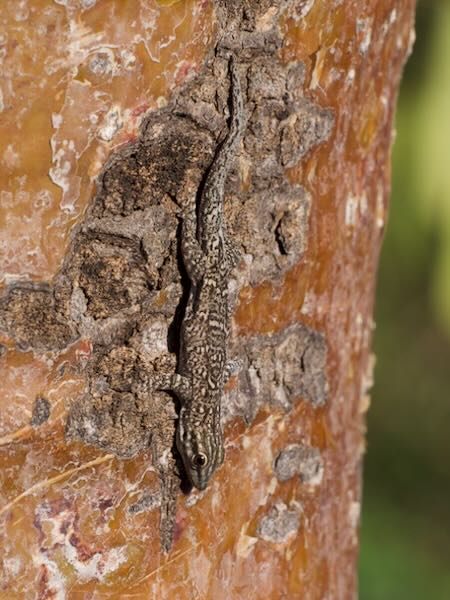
[192,453,208,468]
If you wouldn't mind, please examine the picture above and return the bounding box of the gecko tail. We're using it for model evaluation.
[227,54,246,149]
[201,53,246,196]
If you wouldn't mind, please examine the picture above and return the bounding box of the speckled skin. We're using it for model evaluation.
[154,56,245,490]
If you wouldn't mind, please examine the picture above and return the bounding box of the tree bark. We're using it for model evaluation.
[0,1,415,598]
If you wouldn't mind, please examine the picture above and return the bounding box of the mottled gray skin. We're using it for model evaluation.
[152,56,245,490]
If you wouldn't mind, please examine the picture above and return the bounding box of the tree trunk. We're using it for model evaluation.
[0,1,415,598]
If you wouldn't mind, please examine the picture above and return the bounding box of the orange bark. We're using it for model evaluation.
[0,1,415,598]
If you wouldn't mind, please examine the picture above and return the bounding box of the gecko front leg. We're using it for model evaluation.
[148,372,192,403]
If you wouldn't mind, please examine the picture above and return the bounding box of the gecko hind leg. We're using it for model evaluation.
[224,234,241,270]
[224,358,243,384]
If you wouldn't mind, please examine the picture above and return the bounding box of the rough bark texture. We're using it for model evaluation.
[0,1,415,598]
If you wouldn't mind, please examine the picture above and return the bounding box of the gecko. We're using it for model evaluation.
[151,55,245,491]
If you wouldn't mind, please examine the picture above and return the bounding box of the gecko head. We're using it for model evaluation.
[176,412,224,491]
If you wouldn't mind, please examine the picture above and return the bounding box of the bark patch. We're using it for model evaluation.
[274,444,324,485]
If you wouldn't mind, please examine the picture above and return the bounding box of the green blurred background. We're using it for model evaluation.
[359,2,450,598]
